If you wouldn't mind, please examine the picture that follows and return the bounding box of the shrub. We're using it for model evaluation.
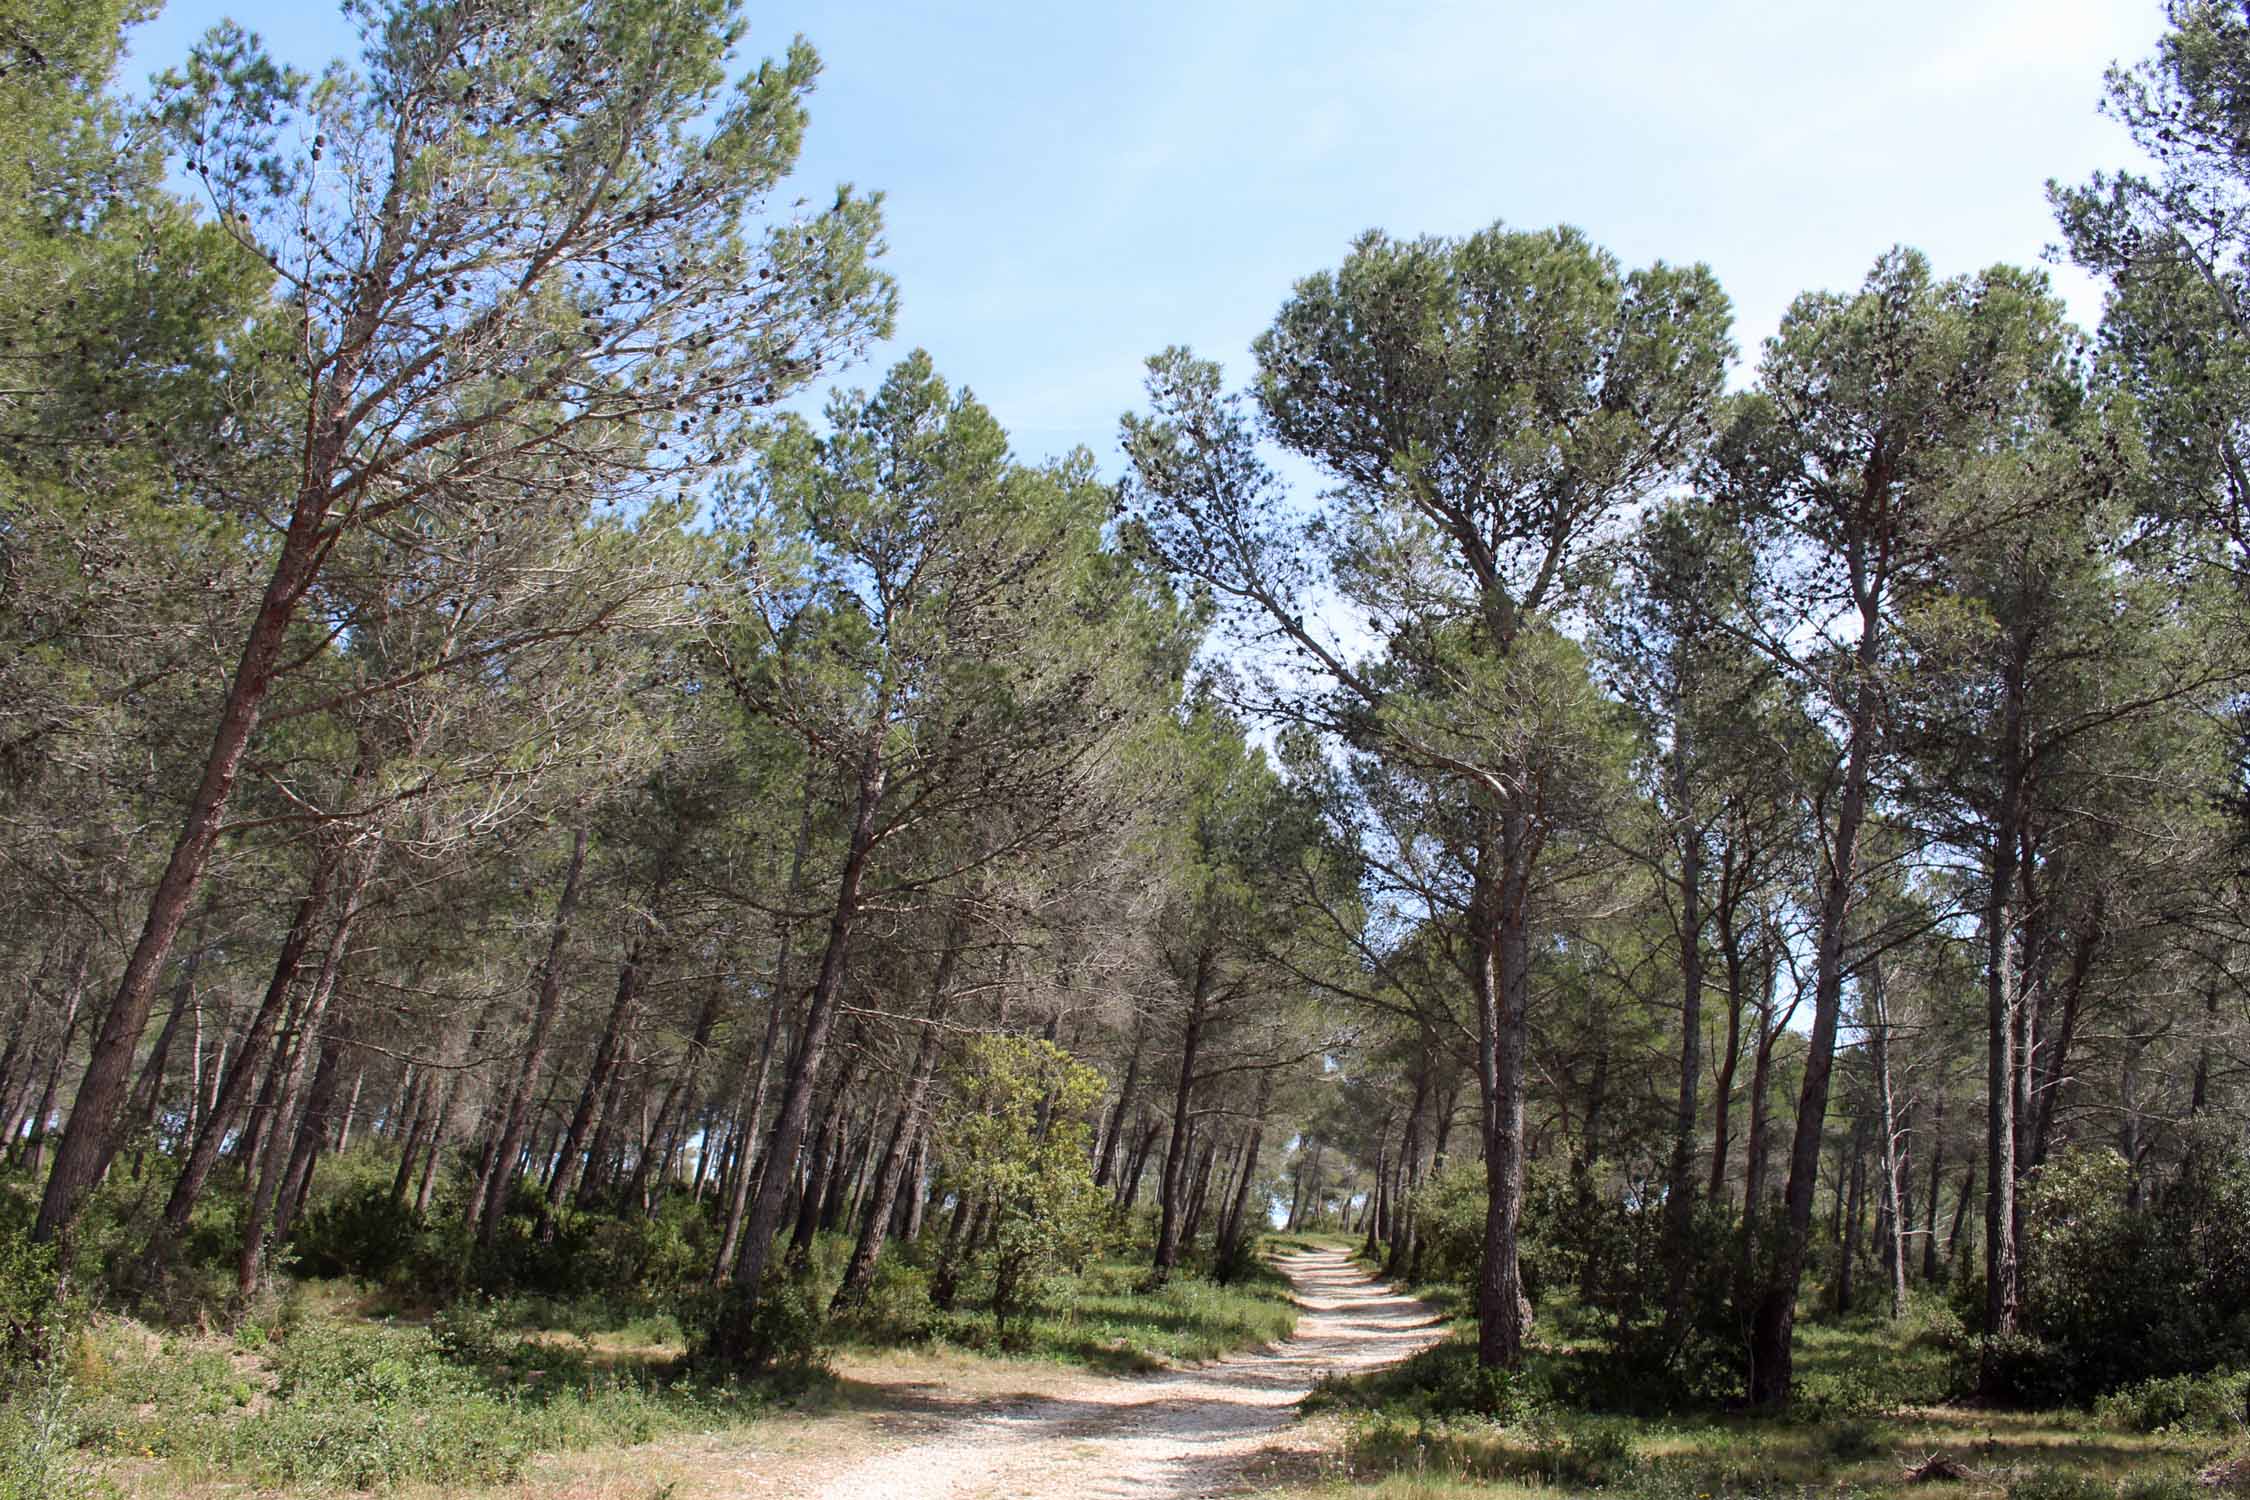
[2096,1370,2250,1435]
[1820,1417,1887,1461]
[936,1038,1110,1335]
[0,1230,65,1387]
[1964,1139,2250,1406]
[688,1274,829,1380]
[429,1296,515,1367]
[288,1181,427,1285]
[1530,1417,1637,1489]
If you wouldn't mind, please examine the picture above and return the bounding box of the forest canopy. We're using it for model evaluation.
[6,0,2250,1468]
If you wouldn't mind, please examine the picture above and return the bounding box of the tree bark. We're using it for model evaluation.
[21,945,92,1178]
[723,736,887,1311]
[713,765,819,1285]
[163,851,341,1232]
[1748,580,1880,1407]
[541,924,652,1237]
[834,924,963,1308]
[473,824,588,1243]
[35,486,353,1243]
[1152,954,1211,1275]
[1983,645,2028,1346]
[1474,806,1539,1370]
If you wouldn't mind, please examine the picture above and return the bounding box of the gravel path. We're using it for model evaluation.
[805,1247,1446,1500]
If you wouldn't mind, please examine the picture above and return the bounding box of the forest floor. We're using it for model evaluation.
[67,1244,2222,1500]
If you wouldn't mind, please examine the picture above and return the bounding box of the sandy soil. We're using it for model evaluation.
[792,1247,1446,1500]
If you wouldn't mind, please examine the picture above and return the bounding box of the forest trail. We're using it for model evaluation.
[787,1248,1445,1500]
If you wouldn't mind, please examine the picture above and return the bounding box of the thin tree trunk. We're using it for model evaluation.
[1095,1015,1146,1188]
[541,924,651,1237]
[35,505,343,1243]
[1707,847,1751,1200]
[712,766,820,1285]
[21,945,92,1178]
[1920,1091,1947,1282]
[241,850,373,1297]
[1153,959,1210,1275]
[1867,954,1908,1320]
[163,852,340,1232]
[834,926,963,1307]
[723,738,887,1309]
[1751,692,1871,1404]
[788,1051,860,1261]
[1217,1073,1275,1269]
[472,825,588,1242]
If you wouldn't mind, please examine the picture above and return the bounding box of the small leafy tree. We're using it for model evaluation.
[935,1037,1107,1336]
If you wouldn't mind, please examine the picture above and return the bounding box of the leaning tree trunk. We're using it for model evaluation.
[720,737,887,1315]
[34,466,361,1245]
[241,851,374,1297]
[712,767,820,1285]
[21,945,92,1179]
[540,924,652,1239]
[273,1017,356,1243]
[834,926,963,1308]
[1152,959,1211,1276]
[1747,607,1878,1408]
[787,1050,860,1261]
[471,825,588,1243]
[162,850,341,1233]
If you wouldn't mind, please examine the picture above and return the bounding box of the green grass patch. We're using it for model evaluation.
[67,1306,803,1491]
[833,1251,1299,1370]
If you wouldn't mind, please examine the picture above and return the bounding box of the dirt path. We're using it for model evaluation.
[797,1247,1445,1500]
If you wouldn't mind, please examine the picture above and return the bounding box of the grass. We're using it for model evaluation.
[1265,1289,2225,1500]
[31,1223,2221,1500]
[32,1234,1301,1494]
[61,1292,814,1494]
[833,1248,1302,1371]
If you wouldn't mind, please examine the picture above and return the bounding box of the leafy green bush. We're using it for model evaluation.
[0,1230,65,1386]
[0,1228,87,1499]
[2096,1370,2250,1434]
[688,1273,830,1379]
[1301,1335,1550,1423]
[1966,1141,2250,1406]
[1529,1416,1638,1488]
[429,1296,516,1367]
[288,1181,426,1285]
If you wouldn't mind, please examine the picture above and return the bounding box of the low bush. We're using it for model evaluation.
[2096,1369,2250,1434]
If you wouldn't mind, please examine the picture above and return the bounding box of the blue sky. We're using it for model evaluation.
[126,0,2166,469]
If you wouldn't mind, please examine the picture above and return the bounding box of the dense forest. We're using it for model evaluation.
[13,0,2250,1492]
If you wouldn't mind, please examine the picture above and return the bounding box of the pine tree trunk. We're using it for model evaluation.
[21,945,92,1178]
[712,768,820,1286]
[1153,962,1209,1274]
[163,852,340,1233]
[833,930,961,1306]
[35,507,342,1243]
[472,825,588,1243]
[722,740,887,1311]
[541,925,650,1236]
